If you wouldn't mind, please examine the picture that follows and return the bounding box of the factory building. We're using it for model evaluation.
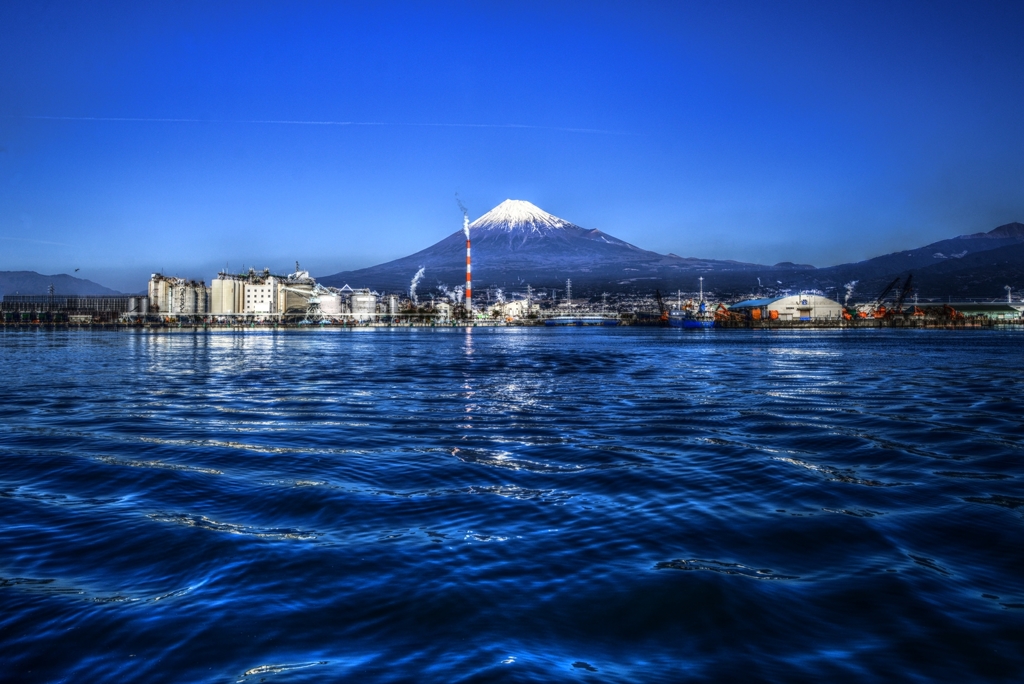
[494,299,537,319]
[211,269,284,316]
[1,295,142,315]
[940,302,1023,320]
[148,275,209,314]
[245,279,279,314]
[729,294,844,321]
[209,267,362,320]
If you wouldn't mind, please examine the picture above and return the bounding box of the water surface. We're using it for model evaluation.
[1,328,1022,682]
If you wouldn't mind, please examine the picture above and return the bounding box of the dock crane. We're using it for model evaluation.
[867,276,902,318]
[893,274,914,314]
[655,290,669,322]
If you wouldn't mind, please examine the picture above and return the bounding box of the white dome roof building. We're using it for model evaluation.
[729,294,844,321]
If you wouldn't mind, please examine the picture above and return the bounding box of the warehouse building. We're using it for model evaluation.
[941,302,1023,320]
[729,294,844,321]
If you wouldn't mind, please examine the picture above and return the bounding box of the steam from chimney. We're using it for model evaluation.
[456,195,470,239]
[456,194,471,313]
[409,267,425,305]
[437,284,463,305]
[843,280,858,306]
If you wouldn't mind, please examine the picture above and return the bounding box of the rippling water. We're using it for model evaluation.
[1,328,1022,683]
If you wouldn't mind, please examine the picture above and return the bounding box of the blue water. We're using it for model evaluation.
[1,328,1022,683]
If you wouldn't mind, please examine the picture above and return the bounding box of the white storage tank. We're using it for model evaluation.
[319,292,342,315]
[350,290,377,321]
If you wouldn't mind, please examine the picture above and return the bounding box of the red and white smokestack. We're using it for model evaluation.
[463,214,472,313]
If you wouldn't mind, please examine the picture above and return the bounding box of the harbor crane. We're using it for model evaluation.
[893,274,914,314]
[655,290,669,322]
[862,276,902,317]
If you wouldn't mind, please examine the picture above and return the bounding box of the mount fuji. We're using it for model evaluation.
[319,200,1024,298]
[319,199,759,294]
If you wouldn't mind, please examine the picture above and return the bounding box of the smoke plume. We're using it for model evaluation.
[437,283,463,305]
[409,267,425,304]
[843,280,858,306]
[456,195,470,238]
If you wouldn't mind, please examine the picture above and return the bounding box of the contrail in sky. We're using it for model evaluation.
[17,115,629,135]
[0,236,74,247]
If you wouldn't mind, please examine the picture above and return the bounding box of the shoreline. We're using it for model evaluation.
[1,319,1021,332]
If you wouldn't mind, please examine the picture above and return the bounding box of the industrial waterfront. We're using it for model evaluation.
[2,269,1022,330]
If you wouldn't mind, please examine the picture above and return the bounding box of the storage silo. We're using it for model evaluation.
[319,292,342,315]
[349,290,377,321]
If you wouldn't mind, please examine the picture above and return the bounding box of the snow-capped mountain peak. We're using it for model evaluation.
[469,199,576,234]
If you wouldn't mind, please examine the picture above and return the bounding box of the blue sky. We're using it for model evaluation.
[2,0,1023,292]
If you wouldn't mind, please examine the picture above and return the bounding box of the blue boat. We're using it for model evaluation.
[667,277,716,328]
[668,302,715,328]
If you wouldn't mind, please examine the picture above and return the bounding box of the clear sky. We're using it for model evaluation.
[2,0,1023,292]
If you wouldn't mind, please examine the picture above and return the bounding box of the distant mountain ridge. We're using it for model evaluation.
[958,222,1024,240]
[0,271,121,297]
[794,222,1024,299]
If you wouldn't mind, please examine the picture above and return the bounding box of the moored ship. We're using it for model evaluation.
[668,277,716,328]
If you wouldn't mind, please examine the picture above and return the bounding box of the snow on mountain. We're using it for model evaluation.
[470,199,576,235]
[464,199,639,252]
